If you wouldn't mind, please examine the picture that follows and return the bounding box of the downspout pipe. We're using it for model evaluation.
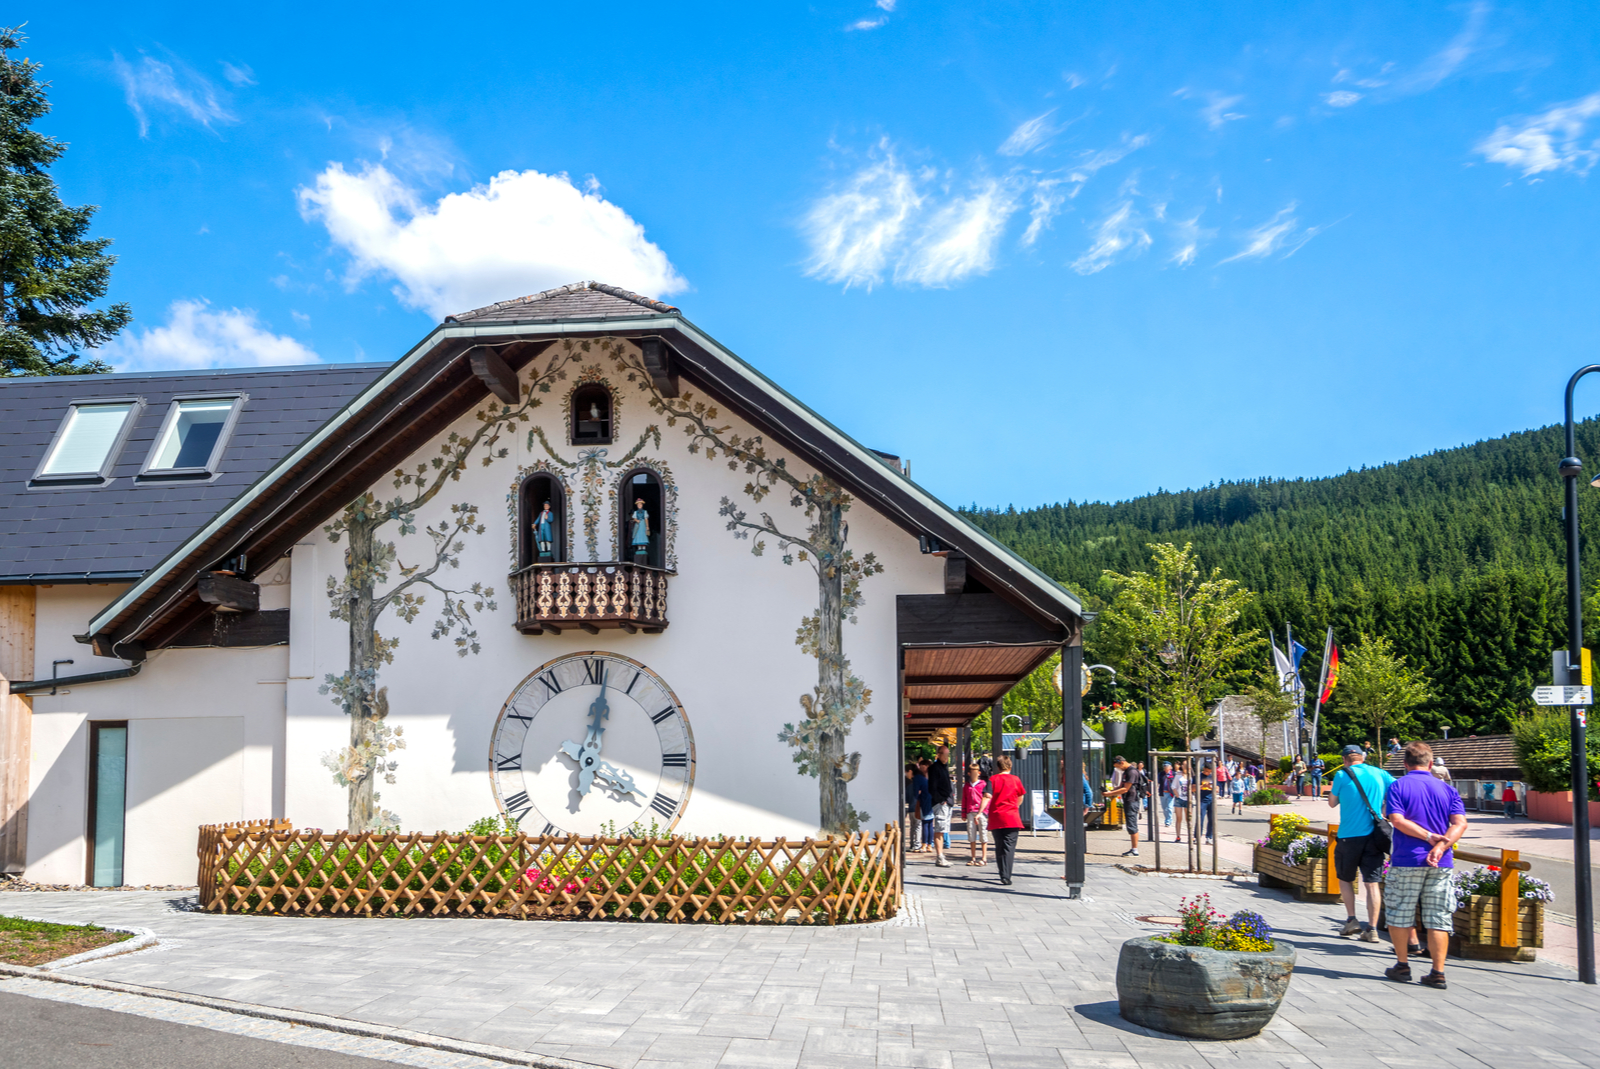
[9,663,143,696]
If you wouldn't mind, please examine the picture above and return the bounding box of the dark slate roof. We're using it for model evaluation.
[0,363,387,583]
[1380,734,1519,777]
[446,281,680,325]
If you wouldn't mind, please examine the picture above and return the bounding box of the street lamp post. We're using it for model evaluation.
[1559,365,1598,986]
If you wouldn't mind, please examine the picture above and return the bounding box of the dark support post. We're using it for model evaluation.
[990,700,1003,758]
[1145,686,1154,847]
[1561,364,1599,985]
[1063,642,1085,897]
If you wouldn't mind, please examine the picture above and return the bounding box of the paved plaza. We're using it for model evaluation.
[4,836,1600,1069]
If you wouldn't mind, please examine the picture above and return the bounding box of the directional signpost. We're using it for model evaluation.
[1533,685,1594,706]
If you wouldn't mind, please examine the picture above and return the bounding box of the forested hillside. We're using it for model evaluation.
[965,418,1600,742]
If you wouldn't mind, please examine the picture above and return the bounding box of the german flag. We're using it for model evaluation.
[1320,644,1341,704]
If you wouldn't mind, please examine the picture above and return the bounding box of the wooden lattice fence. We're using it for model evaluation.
[197,821,901,924]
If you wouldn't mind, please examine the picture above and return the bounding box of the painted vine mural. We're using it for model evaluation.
[321,345,579,832]
[603,337,883,834]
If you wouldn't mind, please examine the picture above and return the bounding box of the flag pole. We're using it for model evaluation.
[1288,621,1303,763]
[1311,626,1333,755]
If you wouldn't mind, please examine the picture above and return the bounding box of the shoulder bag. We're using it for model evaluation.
[1348,766,1392,855]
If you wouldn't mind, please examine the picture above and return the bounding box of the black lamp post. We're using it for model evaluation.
[1559,365,1598,986]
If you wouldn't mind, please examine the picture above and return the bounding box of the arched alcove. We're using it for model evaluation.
[570,383,613,444]
[519,474,567,566]
[618,468,664,569]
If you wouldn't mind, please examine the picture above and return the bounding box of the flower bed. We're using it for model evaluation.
[196,819,900,924]
[1251,814,1335,899]
[1447,865,1552,962]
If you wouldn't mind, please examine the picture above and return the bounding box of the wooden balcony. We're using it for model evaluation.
[510,561,669,635]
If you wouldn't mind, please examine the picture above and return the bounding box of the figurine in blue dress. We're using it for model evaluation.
[630,498,651,564]
[533,502,555,561]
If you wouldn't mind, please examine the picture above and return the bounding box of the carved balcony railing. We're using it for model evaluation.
[510,561,670,635]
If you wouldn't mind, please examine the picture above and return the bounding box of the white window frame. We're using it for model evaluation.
[30,397,145,484]
[138,394,247,478]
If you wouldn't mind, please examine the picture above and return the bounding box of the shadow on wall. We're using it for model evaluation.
[21,715,88,882]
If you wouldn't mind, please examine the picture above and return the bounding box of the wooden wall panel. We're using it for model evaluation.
[0,586,36,874]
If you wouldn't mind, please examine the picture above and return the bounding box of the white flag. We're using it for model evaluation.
[1271,643,1297,693]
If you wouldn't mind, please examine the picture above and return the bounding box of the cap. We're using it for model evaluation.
[1341,744,1364,757]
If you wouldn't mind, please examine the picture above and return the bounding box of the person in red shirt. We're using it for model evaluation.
[980,754,1027,886]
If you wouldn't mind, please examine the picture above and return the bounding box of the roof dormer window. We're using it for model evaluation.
[141,397,243,477]
[34,400,142,484]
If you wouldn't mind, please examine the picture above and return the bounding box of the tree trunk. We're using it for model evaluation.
[346,518,378,833]
[816,505,850,836]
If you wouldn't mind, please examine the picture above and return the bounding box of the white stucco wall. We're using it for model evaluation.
[285,342,943,840]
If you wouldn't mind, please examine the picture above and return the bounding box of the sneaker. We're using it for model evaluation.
[935,858,952,868]
[1419,971,1447,989]
[1359,928,1380,943]
[1340,917,1362,937]
[1384,963,1412,983]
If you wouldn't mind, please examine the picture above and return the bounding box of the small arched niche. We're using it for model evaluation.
[570,383,613,444]
[618,469,664,569]
[519,473,566,567]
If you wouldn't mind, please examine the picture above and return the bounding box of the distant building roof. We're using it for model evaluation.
[446,281,680,325]
[0,362,387,583]
[1382,734,1519,778]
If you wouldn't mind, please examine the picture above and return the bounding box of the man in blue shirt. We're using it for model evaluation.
[1327,744,1395,942]
[1383,741,1468,989]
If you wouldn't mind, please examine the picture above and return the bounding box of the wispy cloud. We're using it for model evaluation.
[848,17,888,30]
[103,300,317,371]
[1021,179,1068,246]
[803,143,1021,289]
[1325,91,1362,108]
[1400,1,1488,93]
[112,52,235,136]
[1199,93,1246,130]
[999,110,1059,156]
[1068,135,1150,185]
[298,161,686,318]
[1220,203,1327,263]
[1168,214,1215,267]
[1476,92,1600,177]
[1071,197,1151,275]
[220,61,255,87]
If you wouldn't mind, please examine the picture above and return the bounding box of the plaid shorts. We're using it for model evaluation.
[1384,864,1455,932]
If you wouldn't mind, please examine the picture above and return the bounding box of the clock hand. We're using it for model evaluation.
[563,669,615,797]
[592,760,641,800]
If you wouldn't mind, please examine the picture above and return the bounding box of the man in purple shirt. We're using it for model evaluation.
[1383,741,1468,989]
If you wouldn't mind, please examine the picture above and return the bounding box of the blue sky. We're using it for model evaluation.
[25,2,1600,508]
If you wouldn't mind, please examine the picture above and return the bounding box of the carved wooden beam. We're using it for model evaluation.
[469,346,520,404]
[198,573,260,614]
[943,553,967,595]
[638,338,679,398]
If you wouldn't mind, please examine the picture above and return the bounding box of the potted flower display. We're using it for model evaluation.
[1094,703,1129,744]
[1251,814,1332,899]
[1449,865,1554,962]
[1117,894,1296,1040]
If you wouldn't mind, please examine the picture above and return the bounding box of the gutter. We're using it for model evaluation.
[0,572,145,586]
[9,663,143,696]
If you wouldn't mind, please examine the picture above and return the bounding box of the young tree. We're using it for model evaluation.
[1242,674,1296,761]
[0,27,130,376]
[321,344,579,832]
[1098,543,1264,746]
[1332,633,1431,749]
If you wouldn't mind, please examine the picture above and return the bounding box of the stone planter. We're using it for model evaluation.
[1450,894,1545,962]
[1116,936,1296,1040]
[1252,846,1337,902]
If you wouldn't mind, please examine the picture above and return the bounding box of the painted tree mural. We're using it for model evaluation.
[321,346,578,832]
[602,338,883,834]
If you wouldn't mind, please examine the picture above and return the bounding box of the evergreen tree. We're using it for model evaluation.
[0,26,129,377]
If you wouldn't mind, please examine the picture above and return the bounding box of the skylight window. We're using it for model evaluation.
[144,398,241,474]
[36,402,139,480]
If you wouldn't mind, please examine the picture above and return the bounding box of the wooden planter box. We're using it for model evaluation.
[1253,846,1337,902]
[1451,895,1544,962]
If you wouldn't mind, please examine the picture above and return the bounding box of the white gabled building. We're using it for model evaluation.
[1,283,1085,888]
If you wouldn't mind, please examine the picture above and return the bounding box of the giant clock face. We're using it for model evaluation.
[489,652,695,836]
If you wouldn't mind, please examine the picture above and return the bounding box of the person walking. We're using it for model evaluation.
[981,754,1027,885]
[1430,757,1453,785]
[1159,761,1176,828]
[1230,764,1248,814]
[914,760,934,851]
[962,763,989,866]
[1198,764,1216,843]
[1309,755,1326,797]
[1502,782,1518,819]
[1383,742,1468,989]
[904,764,922,851]
[928,745,955,868]
[1107,756,1144,857]
[1290,756,1307,798]
[1327,743,1395,943]
[1170,764,1190,842]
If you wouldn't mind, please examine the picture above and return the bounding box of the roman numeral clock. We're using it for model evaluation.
[490,653,695,835]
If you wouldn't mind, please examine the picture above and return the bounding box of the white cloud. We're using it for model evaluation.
[876,0,896,9]
[111,53,234,137]
[1021,180,1068,246]
[1325,91,1362,108]
[802,144,1021,289]
[1063,71,1085,89]
[297,162,686,319]
[999,110,1058,156]
[1475,92,1600,177]
[847,16,888,30]
[1200,94,1246,130]
[1068,135,1150,185]
[897,180,1018,286]
[220,61,255,87]
[1401,1,1488,93]
[1219,203,1326,263]
[103,300,318,372]
[1168,214,1215,267]
[1071,200,1150,275]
